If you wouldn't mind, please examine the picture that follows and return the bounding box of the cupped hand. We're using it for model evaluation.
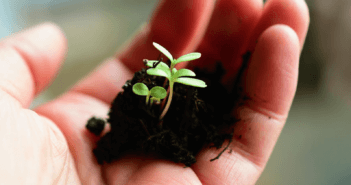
[0,0,309,184]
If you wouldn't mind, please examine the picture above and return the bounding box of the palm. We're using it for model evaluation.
[1,0,309,184]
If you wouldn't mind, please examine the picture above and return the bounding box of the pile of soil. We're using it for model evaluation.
[86,61,240,167]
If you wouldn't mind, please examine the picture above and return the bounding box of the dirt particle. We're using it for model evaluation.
[86,117,106,136]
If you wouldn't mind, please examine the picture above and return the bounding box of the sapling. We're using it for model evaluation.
[146,42,207,121]
[132,82,167,106]
[88,42,235,167]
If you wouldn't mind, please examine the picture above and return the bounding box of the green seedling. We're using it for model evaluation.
[146,42,207,121]
[132,83,167,105]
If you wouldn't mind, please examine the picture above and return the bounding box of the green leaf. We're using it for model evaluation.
[172,69,196,80]
[155,62,171,77]
[132,83,149,96]
[172,68,178,75]
[153,42,173,62]
[155,61,169,69]
[145,60,159,67]
[174,52,201,65]
[147,68,170,79]
[175,78,207,88]
[150,86,167,99]
[146,60,169,69]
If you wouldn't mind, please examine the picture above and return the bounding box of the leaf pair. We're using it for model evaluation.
[145,61,196,79]
[146,49,206,88]
[132,83,167,104]
[153,42,201,68]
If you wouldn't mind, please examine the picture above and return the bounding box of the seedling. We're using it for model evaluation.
[132,83,167,106]
[88,42,235,167]
[146,42,207,121]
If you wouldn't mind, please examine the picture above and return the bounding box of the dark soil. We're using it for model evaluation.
[86,117,106,136]
[86,59,243,167]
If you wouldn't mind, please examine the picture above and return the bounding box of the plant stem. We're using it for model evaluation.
[159,70,170,112]
[162,77,168,87]
[159,82,173,121]
[160,85,170,111]
[146,92,150,105]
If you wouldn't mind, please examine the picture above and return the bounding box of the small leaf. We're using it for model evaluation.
[175,78,207,88]
[155,62,171,77]
[153,42,173,62]
[132,83,149,96]
[155,61,169,68]
[147,68,170,79]
[172,69,195,80]
[172,68,178,75]
[174,52,201,65]
[150,86,167,99]
[145,60,159,67]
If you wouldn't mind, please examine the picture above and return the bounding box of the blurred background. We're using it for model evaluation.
[1,0,350,184]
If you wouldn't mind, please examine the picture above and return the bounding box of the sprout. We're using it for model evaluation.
[152,42,201,69]
[132,83,167,105]
[147,42,206,121]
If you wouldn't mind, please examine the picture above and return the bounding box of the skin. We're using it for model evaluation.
[0,0,309,184]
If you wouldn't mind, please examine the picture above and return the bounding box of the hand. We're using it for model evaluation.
[0,0,309,184]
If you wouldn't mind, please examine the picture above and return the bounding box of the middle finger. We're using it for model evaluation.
[189,0,263,84]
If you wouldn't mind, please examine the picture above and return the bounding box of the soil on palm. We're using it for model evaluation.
[87,62,239,167]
